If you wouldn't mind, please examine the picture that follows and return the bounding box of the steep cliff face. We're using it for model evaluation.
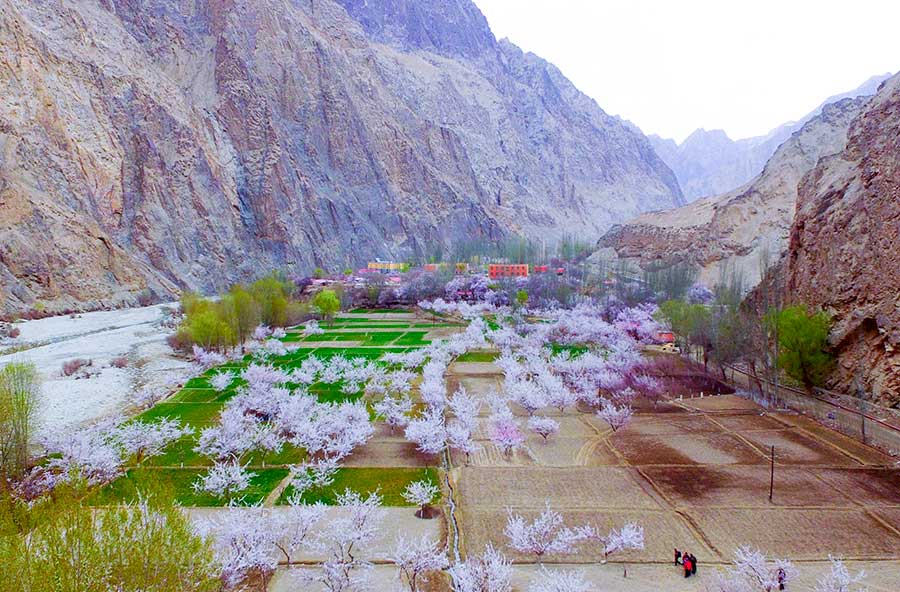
[785,73,900,403]
[649,73,892,202]
[593,97,868,287]
[0,0,683,315]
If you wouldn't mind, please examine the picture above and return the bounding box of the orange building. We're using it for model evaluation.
[488,264,529,279]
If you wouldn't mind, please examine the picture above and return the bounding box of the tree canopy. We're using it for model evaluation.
[766,305,833,390]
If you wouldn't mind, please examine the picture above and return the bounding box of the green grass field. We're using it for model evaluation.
[278,467,439,506]
[455,350,499,363]
[108,307,440,507]
[88,467,290,507]
[135,402,224,427]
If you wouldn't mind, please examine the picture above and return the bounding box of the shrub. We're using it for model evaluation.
[62,359,92,377]
[8,328,19,339]
[0,490,220,592]
[0,362,39,481]
[167,328,194,354]
[110,357,128,369]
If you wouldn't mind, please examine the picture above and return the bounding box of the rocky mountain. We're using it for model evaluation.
[649,73,892,202]
[593,95,869,287]
[784,73,900,403]
[0,0,683,315]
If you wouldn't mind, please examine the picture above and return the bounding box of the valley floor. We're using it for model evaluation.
[0,304,189,441]
[12,307,900,590]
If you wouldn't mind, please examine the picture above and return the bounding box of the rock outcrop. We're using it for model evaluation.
[593,96,868,287]
[0,0,683,315]
[784,73,900,403]
[649,74,891,202]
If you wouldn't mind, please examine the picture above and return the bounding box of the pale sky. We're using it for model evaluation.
[473,0,898,143]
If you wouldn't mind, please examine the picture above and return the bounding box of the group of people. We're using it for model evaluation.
[674,548,698,578]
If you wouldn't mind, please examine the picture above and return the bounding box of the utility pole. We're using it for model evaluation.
[769,445,775,502]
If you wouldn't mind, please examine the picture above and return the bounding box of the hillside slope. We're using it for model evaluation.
[785,73,900,403]
[0,0,682,315]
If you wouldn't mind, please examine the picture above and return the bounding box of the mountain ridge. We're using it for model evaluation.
[0,0,682,315]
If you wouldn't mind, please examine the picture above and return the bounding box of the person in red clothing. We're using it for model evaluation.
[683,554,692,578]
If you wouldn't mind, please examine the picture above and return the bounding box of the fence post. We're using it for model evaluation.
[769,445,775,503]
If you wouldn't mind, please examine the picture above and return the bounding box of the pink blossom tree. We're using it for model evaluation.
[490,416,525,458]
[597,401,634,433]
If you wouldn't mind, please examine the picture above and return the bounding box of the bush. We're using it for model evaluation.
[0,362,38,481]
[136,289,156,307]
[8,328,19,339]
[167,328,194,354]
[110,357,128,369]
[62,359,92,377]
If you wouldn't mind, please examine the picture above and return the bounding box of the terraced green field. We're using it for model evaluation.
[278,467,439,506]
[92,311,448,507]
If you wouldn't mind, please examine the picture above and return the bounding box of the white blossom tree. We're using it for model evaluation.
[708,546,800,592]
[529,568,591,592]
[113,418,192,463]
[210,370,236,392]
[194,460,255,501]
[293,490,385,592]
[388,535,449,592]
[504,503,587,562]
[527,416,560,441]
[405,408,448,456]
[448,420,481,465]
[814,557,867,592]
[374,395,413,433]
[402,479,440,518]
[449,544,513,592]
[198,502,326,589]
[581,522,644,563]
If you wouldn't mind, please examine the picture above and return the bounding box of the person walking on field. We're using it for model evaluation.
[683,554,692,578]
[690,553,697,575]
[777,567,786,590]
[674,548,682,566]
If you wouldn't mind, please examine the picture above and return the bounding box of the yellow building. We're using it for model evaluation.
[367,261,407,273]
